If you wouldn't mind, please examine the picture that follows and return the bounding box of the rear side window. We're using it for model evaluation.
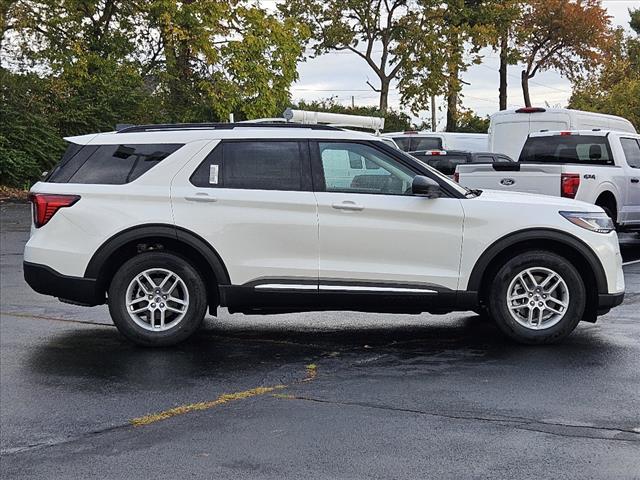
[474,155,495,163]
[520,136,613,165]
[47,143,183,184]
[620,138,640,168]
[190,141,305,191]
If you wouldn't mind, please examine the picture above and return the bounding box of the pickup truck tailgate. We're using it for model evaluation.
[457,163,562,196]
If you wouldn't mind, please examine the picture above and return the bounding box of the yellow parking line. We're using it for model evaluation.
[131,385,287,426]
[130,363,319,427]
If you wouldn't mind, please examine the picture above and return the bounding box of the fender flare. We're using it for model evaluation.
[84,224,231,286]
[467,228,608,294]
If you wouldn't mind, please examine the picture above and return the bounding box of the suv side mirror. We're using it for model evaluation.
[412,175,441,198]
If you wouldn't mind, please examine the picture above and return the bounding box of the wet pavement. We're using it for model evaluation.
[1,202,639,479]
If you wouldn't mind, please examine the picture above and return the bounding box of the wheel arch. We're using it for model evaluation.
[594,190,618,222]
[468,229,608,322]
[85,224,230,312]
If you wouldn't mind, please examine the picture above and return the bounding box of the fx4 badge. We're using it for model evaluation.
[584,174,596,180]
[500,178,515,186]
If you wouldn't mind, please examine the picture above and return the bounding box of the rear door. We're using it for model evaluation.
[312,141,464,293]
[171,139,319,287]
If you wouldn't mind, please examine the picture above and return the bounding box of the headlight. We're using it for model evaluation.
[559,211,614,234]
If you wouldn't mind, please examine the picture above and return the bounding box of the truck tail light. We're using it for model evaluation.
[28,193,80,228]
[561,173,580,199]
[453,172,460,183]
[515,107,546,113]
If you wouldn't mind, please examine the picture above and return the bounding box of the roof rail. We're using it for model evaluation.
[116,122,340,133]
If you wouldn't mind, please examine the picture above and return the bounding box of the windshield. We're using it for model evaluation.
[520,135,614,165]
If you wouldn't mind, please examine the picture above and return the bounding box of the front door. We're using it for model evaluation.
[312,141,464,297]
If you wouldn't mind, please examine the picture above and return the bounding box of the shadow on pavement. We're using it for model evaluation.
[25,314,620,388]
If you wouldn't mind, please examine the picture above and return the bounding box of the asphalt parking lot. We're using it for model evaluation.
[1,201,639,479]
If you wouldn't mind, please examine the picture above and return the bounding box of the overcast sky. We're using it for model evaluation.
[289,0,639,128]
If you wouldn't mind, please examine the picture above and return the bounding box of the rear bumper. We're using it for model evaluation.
[23,261,103,306]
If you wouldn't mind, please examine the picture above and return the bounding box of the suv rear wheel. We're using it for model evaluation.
[108,252,208,346]
[488,251,586,344]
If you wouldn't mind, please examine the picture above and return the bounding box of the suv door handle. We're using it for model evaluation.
[631,178,639,184]
[185,193,217,203]
[332,201,364,211]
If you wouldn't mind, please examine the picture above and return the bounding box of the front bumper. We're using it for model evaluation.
[23,261,103,306]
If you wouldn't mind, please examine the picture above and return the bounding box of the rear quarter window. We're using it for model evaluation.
[47,143,183,184]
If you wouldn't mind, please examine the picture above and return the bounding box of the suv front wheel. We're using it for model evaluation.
[108,252,208,346]
[488,251,586,344]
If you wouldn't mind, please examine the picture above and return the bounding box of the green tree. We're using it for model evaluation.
[486,0,522,110]
[569,8,640,129]
[0,71,65,187]
[281,0,410,112]
[145,0,307,121]
[455,108,490,133]
[398,1,498,131]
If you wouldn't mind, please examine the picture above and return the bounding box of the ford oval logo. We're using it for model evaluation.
[500,178,515,186]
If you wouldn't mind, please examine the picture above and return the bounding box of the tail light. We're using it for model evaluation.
[28,193,80,228]
[561,173,580,199]
[453,172,460,183]
[515,107,546,113]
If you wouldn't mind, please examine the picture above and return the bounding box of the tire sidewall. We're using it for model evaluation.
[488,251,586,344]
[108,252,208,346]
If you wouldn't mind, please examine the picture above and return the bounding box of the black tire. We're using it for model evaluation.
[108,252,208,346]
[487,250,586,345]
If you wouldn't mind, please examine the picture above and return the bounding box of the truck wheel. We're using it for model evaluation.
[487,251,586,344]
[108,252,208,346]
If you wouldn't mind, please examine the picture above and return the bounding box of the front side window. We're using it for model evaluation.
[48,143,182,184]
[190,141,305,191]
[621,138,640,168]
[318,142,417,195]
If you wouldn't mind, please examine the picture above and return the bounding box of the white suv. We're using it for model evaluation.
[24,123,625,346]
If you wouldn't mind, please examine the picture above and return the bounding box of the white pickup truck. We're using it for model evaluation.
[456,130,640,231]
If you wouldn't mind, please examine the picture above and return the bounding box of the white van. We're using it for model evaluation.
[489,107,637,161]
[383,131,488,153]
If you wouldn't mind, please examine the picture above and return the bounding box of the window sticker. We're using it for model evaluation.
[209,164,219,184]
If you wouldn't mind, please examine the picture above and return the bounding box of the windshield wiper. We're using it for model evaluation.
[466,188,482,197]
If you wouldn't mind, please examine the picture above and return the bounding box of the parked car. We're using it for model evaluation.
[489,107,636,161]
[408,149,514,178]
[25,123,624,346]
[456,130,640,231]
[383,131,488,153]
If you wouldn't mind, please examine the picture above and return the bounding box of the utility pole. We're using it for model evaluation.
[431,95,437,132]
[351,96,355,108]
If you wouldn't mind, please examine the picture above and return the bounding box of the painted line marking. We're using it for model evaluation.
[130,363,319,427]
[130,385,286,426]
